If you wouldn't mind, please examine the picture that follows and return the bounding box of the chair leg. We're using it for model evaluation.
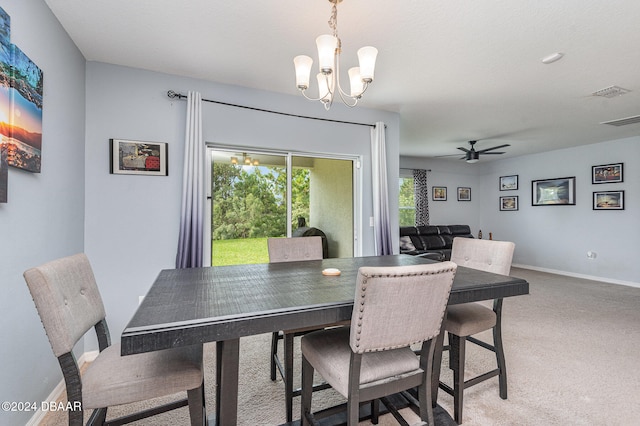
[371,399,380,424]
[284,332,295,423]
[347,395,359,426]
[270,331,280,381]
[187,382,206,426]
[449,333,466,424]
[301,356,314,426]
[493,323,508,400]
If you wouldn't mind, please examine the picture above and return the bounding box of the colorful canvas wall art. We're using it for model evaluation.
[0,6,10,202]
[7,44,43,173]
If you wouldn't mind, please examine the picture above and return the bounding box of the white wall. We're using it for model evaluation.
[0,1,86,425]
[84,61,401,343]
[478,136,639,284]
[401,136,639,285]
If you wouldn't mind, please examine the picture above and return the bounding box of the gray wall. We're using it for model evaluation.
[0,0,86,425]
[401,136,639,285]
[84,61,401,344]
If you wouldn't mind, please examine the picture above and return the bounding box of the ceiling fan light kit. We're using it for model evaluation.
[454,140,511,164]
[293,0,378,110]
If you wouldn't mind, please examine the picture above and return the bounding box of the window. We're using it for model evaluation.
[399,176,415,226]
[205,148,359,266]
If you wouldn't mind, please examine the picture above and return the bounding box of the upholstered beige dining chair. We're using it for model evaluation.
[441,237,515,424]
[300,262,457,426]
[267,236,349,422]
[23,253,206,426]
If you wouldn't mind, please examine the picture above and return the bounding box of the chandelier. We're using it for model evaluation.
[230,153,259,166]
[293,0,378,110]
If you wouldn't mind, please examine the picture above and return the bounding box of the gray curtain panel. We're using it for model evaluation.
[176,91,205,268]
[371,122,393,255]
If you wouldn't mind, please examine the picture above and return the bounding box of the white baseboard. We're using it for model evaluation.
[512,263,640,289]
[26,350,99,426]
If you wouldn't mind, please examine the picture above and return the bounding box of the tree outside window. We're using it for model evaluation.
[399,177,415,226]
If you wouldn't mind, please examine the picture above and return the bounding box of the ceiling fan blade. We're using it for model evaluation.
[457,147,470,153]
[477,144,510,153]
[482,151,506,155]
[433,153,463,158]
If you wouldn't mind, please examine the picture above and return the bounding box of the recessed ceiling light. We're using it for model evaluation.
[541,52,564,64]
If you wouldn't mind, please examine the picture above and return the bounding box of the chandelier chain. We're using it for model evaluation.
[328,3,338,38]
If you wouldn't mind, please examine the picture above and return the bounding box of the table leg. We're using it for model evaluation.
[431,323,446,407]
[215,338,240,426]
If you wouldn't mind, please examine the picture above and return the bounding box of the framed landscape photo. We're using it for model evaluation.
[593,190,624,210]
[457,187,471,201]
[500,196,518,211]
[592,163,623,184]
[110,139,168,176]
[532,176,575,206]
[499,175,518,191]
[432,186,447,201]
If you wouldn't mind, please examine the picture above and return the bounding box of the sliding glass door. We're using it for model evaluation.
[207,148,358,266]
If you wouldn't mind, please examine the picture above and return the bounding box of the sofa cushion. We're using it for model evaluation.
[399,236,416,252]
[419,235,446,250]
[449,225,472,236]
[417,225,439,236]
[436,225,451,235]
[400,226,419,237]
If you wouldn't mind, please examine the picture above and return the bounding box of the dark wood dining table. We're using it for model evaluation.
[121,254,528,426]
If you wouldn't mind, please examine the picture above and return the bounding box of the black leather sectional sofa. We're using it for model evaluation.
[400,225,474,261]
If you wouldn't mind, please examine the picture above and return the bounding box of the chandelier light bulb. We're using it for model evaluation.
[348,67,364,97]
[316,35,337,73]
[357,46,378,82]
[293,55,313,89]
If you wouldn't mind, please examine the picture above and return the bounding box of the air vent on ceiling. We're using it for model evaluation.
[600,115,640,127]
[592,86,631,98]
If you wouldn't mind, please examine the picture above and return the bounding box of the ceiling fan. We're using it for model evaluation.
[446,140,511,163]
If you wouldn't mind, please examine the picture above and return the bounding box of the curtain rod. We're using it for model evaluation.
[400,168,432,172]
[167,90,377,128]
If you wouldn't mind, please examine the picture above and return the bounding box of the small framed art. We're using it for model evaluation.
[593,190,624,210]
[592,163,623,184]
[432,186,447,201]
[110,139,168,176]
[499,175,518,191]
[457,187,471,201]
[500,196,518,211]
[532,176,575,206]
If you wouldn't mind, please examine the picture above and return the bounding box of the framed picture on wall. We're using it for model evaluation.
[500,196,518,211]
[110,139,168,176]
[499,175,518,191]
[457,187,471,201]
[532,176,576,206]
[592,163,623,184]
[432,186,447,201]
[593,190,624,210]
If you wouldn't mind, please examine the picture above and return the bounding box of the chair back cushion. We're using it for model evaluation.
[24,253,106,357]
[450,237,515,276]
[267,236,323,263]
[350,262,456,353]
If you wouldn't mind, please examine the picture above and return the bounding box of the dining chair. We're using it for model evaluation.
[23,253,206,426]
[267,236,349,422]
[440,237,515,424]
[300,262,457,426]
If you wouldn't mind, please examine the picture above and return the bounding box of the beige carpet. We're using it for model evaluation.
[41,268,640,425]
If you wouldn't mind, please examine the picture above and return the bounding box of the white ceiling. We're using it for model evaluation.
[44,0,640,161]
